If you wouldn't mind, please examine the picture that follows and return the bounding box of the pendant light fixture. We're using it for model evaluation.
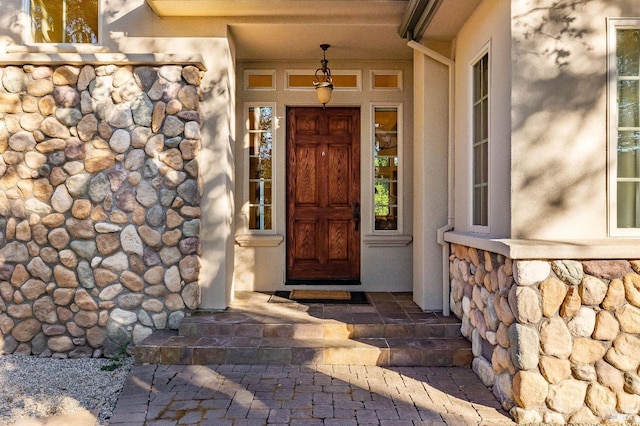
[313,44,333,107]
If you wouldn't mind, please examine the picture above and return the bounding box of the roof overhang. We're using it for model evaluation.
[399,0,482,42]
[145,0,407,18]
[144,0,413,61]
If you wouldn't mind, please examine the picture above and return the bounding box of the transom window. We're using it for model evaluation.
[247,106,274,231]
[615,27,640,229]
[244,70,276,91]
[472,52,489,228]
[30,0,98,44]
[286,70,361,90]
[371,71,403,90]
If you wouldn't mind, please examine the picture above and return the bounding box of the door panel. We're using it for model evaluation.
[328,221,349,260]
[328,145,350,205]
[293,220,319,260]
[295,146,318,204]
[287,107,360,283]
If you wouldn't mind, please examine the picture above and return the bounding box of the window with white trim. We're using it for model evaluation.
[29,0,99,44]
[285,70,362,91]
[612,23,640,232]
[244,70,276,91]
[373,104,402,231]
[247,105,274,231]
[371,70,403,91]
[472,52,489,228]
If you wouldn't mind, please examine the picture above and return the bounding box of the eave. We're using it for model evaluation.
[145,0,407,18]
[399,0,482,42]
[143,0,413,61]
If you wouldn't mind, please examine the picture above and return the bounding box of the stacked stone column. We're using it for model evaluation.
[0,61,203,358]
[450,245,640,424]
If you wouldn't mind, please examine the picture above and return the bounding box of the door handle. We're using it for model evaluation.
[353,202,360,231]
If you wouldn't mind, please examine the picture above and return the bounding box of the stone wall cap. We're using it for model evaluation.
[0,50,206,71]
[444,231,640,260]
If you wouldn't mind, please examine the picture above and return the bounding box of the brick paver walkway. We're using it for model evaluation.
[109,364,515,425]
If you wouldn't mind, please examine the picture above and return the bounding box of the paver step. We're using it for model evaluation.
[134,292,472,367]
[178,312,462,339]
[134,330,472,367]
[178,318,464,340]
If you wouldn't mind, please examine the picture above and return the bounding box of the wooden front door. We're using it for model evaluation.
[286,107,361,284]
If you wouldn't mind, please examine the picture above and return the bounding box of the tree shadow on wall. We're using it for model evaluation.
[510,1,621,239]
[514,0,594,67]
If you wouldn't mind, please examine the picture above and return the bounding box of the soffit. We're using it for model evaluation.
[144,0,412,61]
[418,0,482,42]
[145,0,408,18]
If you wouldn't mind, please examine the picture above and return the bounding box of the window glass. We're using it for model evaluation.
[374,107,399,231]
[31,0,98,44]
[248,106,273,230]
[618,29,640,77]
[287,73,359,89]
[248,75,273,89]
[372,71,402,90]
[616,29,640,228]
[245,70,276,90]
[472,53,489,227]
[374,75,398,88]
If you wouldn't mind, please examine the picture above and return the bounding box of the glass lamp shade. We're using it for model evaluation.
[315,83,333,106]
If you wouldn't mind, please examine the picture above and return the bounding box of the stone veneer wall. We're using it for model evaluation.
[449,244,640,424]
[0,62,203,358]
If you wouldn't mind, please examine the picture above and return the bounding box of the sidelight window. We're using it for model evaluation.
[29,0,99,44]
[373,105,401,231]
[247,105,274,230]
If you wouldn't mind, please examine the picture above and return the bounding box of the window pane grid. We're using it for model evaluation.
[374,107,399,231]
[472,53,489,227]
[616,29,640,228]
[248,106,273,230]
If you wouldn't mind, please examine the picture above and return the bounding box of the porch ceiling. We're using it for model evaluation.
[144,0,413,60]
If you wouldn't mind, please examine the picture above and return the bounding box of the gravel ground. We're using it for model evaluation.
[0,355,133,425]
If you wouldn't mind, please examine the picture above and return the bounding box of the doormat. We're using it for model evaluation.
[272,290,369,304]
[291,290,350,300]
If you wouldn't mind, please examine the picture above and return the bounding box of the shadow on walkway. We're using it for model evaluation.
[110,363,515,425]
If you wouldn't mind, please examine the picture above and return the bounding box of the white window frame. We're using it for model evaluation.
[469,42,491,234]
[370,70,403,91]
[23,0,102,46]
[244,102,277,234]
[608,19,640,236]
[243,69,276,91]
[371,102,403,234]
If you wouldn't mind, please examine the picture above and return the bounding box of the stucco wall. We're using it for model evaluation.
[412,50,450,310]
[454,0,640,240]
[0,60,203,358]
[453,0,511,237]
[0,0,232,49]
[450,244,640,424]
[510,0,639,239]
